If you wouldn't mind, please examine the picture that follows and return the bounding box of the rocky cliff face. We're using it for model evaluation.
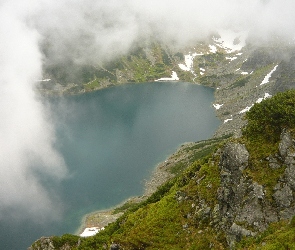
[214,129,295,248]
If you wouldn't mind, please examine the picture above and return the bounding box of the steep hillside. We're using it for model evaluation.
[29,89,295,250]
[30,37,295,249]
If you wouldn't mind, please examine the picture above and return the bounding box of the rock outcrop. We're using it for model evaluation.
[215,130,295,248]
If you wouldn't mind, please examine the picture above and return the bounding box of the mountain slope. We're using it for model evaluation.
[30,38,295,249]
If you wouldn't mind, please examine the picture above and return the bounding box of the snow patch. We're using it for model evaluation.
[178,53,202,71]
[200,68,205,72]
[256,93,272,103]
[224,116,233,123]
[209,45,217,53]
[226,56,237,61]
[260,65,278,85]
[155,71,179,81]
[179,64,189,71]
[239,93,272,114]
[239,105,254,114]
[80,227,105,237]
[178,54,195,71]
[241,72,248,75]
[213,104,223,110]
[236,53,243,56]
[178,52,203,75]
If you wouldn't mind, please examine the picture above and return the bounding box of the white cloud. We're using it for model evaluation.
[0,0,67,222]
[1,0,295,223]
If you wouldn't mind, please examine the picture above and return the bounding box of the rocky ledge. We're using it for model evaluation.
[208,129,295,248]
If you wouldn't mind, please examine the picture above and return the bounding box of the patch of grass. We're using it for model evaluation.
[237,218,295,249]
[84,79,101,91]
[240,90,295,198]
[229,75,250,89]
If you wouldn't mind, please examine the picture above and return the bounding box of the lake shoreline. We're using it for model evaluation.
[75,151,175,235]
[75,140,215,235]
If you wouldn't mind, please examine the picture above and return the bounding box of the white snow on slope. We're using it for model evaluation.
[80,227,105,237]
[256,93,272,103]
[213,103,223,110]
[241,72,248,75]
[155,71,179,81]
[179,54,195,71]
[238,93,272,114]
[178,52,203,74]
[239,105,254,114]
[224,118,233,123]
[209,45,217,53]
[226,56,237,61]
[260,65,278,85]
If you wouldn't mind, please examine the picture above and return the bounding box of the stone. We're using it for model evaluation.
[279,130,294,159]
[220,143,249,172]
[227,223,256,249]
[273,184,293,208]
[253,182,264,200]
[110,243,120,250]
[267,155,281,169]
[284,165,295,190]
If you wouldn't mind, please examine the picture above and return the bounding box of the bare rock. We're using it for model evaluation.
[273,184,293,208]
[279,130,294,159]
[219,143,249,172]
[110,243,120,250]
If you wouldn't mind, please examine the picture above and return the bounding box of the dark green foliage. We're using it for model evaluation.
[169,136,230,175]
[230,75,250,89]
[198,73,236,87]
[243,90,295,142]
[51,234,80,249]
[240,90,295,198]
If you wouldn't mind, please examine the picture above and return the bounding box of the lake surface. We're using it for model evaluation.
[1,82,220,249]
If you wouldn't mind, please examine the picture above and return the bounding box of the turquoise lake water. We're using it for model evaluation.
[1,82,220,249]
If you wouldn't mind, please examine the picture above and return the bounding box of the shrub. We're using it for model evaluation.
[243,90,295,142]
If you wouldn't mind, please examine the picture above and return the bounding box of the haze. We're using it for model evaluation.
[0,0,294,224]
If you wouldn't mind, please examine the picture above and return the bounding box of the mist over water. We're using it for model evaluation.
[2,0,295,249]
[0,82,219,249]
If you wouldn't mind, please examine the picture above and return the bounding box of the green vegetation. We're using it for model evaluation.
[237,90,295,197]
[237,217,295,249]
[34,89,295,249]
[169,135,231,176]
[198,73,237,88]
[35,43,295,249]
[243,90,295,143]
[229,75,251,89]
[90,43,178,85]
[36,135,229,249]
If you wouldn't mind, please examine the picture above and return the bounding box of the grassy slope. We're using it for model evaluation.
[33,42,295,249]
[30,90,295,250]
